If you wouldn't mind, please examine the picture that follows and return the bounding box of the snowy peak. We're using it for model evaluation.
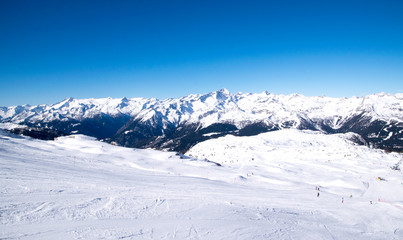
[0,97,152,123]
[52,97,74,109]
[199,88,231,105]
[1,90,402,125]
[1,89,402,152]
[214,88,231,100]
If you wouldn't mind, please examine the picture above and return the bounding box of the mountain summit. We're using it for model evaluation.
[1,90,402,152]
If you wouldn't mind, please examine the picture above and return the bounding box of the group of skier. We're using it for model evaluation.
[315,186,376,205]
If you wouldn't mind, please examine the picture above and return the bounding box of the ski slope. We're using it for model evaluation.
[1,129,402,239]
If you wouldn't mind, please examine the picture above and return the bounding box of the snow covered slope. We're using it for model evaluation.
[1,129,402,239]
[1,89,402,152]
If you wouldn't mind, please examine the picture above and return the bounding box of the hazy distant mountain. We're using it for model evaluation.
[1,89,402,152]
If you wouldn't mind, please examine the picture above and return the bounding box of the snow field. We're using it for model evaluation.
[1,129,402,239]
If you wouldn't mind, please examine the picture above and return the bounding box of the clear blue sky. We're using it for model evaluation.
[1,0,403,106]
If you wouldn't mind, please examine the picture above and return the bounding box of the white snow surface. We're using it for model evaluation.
[1,129,403,239]
[1,90,402,128]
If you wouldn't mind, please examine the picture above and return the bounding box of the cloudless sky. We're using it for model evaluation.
[1,0,403,106]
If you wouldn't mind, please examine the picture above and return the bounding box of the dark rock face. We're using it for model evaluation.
[114,122,239,152]
[9,127,66,141]
[237,122,278,136]
[113,118,168,148]
[313,113,403,152]
[22,114,131,140]
[338,117,402,152]
[4,113,403,153]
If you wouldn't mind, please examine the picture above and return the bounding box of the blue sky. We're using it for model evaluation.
[1,0,403,106]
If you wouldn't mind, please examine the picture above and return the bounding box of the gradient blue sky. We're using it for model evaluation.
[1,0,403,106]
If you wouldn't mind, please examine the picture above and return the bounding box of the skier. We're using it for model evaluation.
[317,192,320,197]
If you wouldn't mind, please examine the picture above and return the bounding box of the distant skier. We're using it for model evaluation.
[342,197,344,203]
[317,192,320,197]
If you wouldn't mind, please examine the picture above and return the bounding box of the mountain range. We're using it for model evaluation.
[1,89,402,152]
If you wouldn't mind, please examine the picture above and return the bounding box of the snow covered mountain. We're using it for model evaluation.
[1,128,402,239]
[1,89,402,152]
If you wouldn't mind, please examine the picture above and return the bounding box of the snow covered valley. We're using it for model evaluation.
[1,129,402,239]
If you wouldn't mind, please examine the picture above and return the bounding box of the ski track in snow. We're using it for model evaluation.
[0,129,403,239]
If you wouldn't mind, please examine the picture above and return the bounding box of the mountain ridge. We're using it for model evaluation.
[1,89,402,152]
